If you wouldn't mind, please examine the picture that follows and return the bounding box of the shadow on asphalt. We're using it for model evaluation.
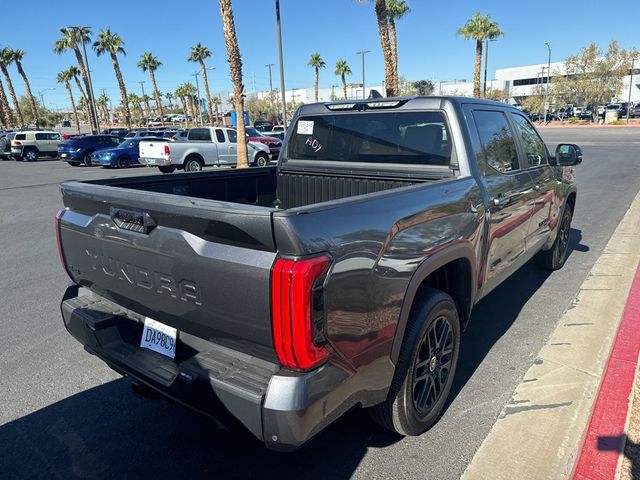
[0,229,589,479]
[447,228,588,407]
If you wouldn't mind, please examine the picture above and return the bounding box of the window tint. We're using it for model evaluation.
[228,130,238,143]
[188,128,212,141]
[35,133,47,140]
[15,134,26,140]
[473,110,520,173]
[49,133,60,140]
[510,113,548,167]
[288,111,451,166]
[215,129,226,143]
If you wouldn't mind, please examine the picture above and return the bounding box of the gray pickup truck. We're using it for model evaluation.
[56,97,581,451]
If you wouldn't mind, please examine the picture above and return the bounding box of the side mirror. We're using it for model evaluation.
[555,143,583,166]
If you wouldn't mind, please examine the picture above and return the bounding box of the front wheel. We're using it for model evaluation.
[117,156,131,168]
[83,154,93,167]
[369,288,460,436]
[254,153,269,167]
[158,165,176,174]
[535,206,572,270]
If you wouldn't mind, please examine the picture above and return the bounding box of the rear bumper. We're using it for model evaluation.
[141,157,171,166]
[60,286,354,451]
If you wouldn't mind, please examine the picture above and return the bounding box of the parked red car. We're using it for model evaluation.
[245,127,281,160]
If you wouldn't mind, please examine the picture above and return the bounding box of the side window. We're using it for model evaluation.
[510,113,548,167]
[49,133,61,141]
[15,134,26,141]
[472,110,520,174]
[215,129,226,143]
[35,133,47,141]
[188,128,212,141]
[228,130,237,143]
[110,137,120,145]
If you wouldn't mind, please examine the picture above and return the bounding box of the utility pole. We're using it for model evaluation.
[627,58,636,123]
[544,42,551,123]
[275,0,287,125]
[266,64,274,92]
[356,50,370,99]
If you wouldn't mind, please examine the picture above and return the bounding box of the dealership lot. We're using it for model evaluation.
[1,127,640,479]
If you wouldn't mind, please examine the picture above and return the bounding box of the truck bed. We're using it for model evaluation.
[80,165,434,210]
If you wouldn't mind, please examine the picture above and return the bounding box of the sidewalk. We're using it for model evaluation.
[463,190,640,480]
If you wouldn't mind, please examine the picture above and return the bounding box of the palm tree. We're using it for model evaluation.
[0,48,23,126]
[188,43,215,125]
[0,77,11,127]
[334,59,352,99]
[54,27,98,131]
[182,83,197,122]
[137,52,165,126]
[127,93,143,124]
[10,50,38,127]
[218,0,249,168]
[96,94,110,124]
[211,95,222,124]
[165,92,174,109]
[457,12,504,98]
[67,66,90,120]
[93,29,131,128]
[174,85,190,127]
[373,0,395,97]
[308,53,326,102]
[386,0,410,95]
[56,69,81,134]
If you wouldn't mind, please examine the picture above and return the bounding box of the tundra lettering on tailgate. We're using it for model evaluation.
[85,249,201,305]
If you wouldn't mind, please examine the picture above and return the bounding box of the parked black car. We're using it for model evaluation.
[631,104,640,118]
[578,108,594,120]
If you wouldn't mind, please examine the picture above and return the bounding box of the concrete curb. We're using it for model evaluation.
[462,191,640,480]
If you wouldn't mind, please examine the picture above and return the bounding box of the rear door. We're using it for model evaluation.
[215,128,232,164]
[509,112,557,252]
[187,128,218,165]
[48,132,61,153]
[469,108,537,295]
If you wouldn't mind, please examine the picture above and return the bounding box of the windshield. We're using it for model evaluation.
[245,127,263,137]
[118,139,137,148]
[287,111,451,166]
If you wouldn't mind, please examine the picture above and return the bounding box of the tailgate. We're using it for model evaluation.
[139,140,168,160]
[58,181,278,361]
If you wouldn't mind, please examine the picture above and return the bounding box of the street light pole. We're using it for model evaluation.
[275,0,287,125]
[193,72,203,126]
[628,58,636,123]
[266,64,274,93]
[544,42,551,123]
[67,26,100,132]
[356,50,370,99]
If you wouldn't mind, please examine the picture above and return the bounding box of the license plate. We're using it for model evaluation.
[61,153,67,157]
[146,158,156,165]
[140,318,177,358]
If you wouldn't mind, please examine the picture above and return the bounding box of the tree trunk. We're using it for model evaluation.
[219,0,249,168]
[142,97,151,118]
[73,75,90,128]
[1,66,23,125]
[65,83,81,134]
[200,60,214,126]
[0,76,12,126]
[180,97,189,128]
[473,39,482,98]
[388,17,399,95]
[342,74,347,99]
[375,0,395,97]
[15,61,38,127]
[314,68,319,102]
[73,46,97,131]
[149,70,165,126]
[110,53,131,129]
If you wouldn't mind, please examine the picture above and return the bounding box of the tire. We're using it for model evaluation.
[83,154,93,167]
[23,148,38,162]
[67,162,82,167]
[158,165,176,174]
[117,156,131,169]
[184,157,203,172]
[370,288,460,436]
[254,153,269,167]
[535,206,572,270]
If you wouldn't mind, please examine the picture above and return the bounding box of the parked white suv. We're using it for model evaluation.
[11,131,61,161]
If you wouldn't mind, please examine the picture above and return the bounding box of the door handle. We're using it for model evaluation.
[492,195,511,208]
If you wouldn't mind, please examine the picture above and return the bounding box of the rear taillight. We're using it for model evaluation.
[164,145,170,156]
[55,209,71,278]
[271,255,331,370]
[13,141,21,145]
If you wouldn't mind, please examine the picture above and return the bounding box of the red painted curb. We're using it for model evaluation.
[573,261,640,480]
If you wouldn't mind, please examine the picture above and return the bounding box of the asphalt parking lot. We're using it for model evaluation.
[1,127,640,479]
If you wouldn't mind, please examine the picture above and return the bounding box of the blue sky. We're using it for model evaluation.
[3,0,639,109]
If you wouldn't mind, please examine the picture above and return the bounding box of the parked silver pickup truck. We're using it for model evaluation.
[139,126,271,173]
